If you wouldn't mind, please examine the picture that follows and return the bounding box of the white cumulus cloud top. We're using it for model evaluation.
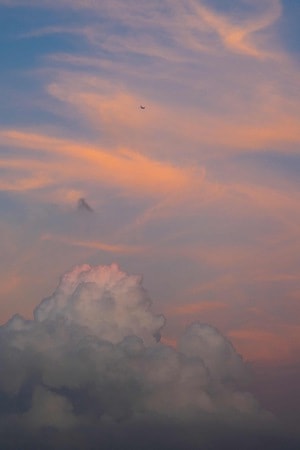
[33,263,165,345]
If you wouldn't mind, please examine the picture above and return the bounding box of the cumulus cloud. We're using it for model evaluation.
[0,264,297,449]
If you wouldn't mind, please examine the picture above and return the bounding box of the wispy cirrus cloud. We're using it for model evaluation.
[190,0,282,58]
[0,129,203,201]
[41,233,148,254]
[41,62,300,159]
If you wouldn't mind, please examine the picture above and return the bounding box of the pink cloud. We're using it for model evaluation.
[228,325,300,363]
[0,129,202,200]
[168,301,228,316]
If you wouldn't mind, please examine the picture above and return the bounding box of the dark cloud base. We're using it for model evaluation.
[1,416,299,450]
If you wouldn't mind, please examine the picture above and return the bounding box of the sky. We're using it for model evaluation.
[0,0,300,448]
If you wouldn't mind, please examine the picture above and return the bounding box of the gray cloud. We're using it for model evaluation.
[77,198,93,213]
[0,264,297,449]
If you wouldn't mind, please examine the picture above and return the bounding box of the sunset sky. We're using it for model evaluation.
[0,0,300,448]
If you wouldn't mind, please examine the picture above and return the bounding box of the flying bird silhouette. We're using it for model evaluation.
[140,105,146,109]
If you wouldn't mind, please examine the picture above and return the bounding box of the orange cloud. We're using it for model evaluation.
[0,129,201,199]
[45,72,300,158]
[160,336,177,348]
[228,326,300,363]
[191,0,281,58]
[41,234,147,254]
[168,301,228,316]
